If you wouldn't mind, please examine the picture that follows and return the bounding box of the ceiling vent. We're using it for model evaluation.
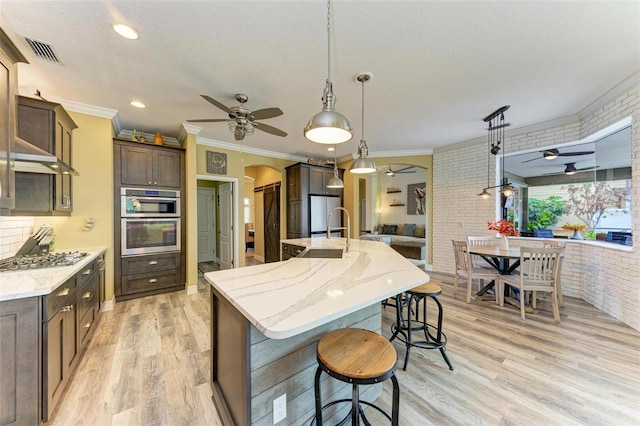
[20,35,63,65]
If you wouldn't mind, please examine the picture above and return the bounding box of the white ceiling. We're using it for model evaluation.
[1,1,639,160]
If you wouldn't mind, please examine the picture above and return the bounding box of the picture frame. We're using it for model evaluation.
[407,183,426,215]
[207,151,227,175]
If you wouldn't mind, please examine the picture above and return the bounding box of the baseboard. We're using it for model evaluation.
[252,254,265,263]
[186,284,198,295]
[101,296,115,312]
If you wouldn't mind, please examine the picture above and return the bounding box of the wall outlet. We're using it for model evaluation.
[273,393,286,424]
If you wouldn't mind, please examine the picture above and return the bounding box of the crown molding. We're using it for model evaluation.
[46,96,118,119]
[364,148,434,158]
[196,136,307,162]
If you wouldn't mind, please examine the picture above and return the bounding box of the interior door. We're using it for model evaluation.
[263,186,280,263]
[197,187,216,263]
[219,183,234,270]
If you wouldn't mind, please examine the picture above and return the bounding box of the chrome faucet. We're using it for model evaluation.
[327,207,350,253]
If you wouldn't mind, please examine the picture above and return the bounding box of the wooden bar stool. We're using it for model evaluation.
[390,282,454,371]
[313,328,400,425]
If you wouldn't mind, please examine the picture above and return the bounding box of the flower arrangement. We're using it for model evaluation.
[487,220,520,237]
[561,223,586,231]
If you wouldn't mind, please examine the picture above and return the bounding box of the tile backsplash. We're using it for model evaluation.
[0,217,35,259]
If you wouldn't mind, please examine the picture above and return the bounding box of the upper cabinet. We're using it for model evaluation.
[0,28,28,215]
[309,166,343,196]
[14,96,77,215]
[115,140,182,189]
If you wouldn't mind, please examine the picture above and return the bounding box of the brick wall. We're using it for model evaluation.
[433,82,640,330]
[0,217,35,259]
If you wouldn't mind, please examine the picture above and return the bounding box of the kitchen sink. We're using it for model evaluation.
[297,248,344,259]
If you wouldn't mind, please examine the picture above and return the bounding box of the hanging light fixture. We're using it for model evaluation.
[478,106,513,198]
[304,0,353,144]
[349,73,377,174]
[326,146,344,189]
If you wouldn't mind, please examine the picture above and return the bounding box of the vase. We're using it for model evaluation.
[570,229,583,240]
[153,132,163,145]
[499,235,509,250]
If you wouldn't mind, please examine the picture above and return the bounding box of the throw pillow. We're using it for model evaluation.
[414,226,426,238]
[381,224,397,235]
[403,224,416,236]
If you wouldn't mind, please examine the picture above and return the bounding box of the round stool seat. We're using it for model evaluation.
[408,281,442,297]
[317,328,397,381]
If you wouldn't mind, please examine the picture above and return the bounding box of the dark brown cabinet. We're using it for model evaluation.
[281,242,305,260]
[285,163,343,239]
[117,142,181,188]
[0,28,28,215]
[114,139,186,301]
[14,96,77,215]
[0,297,40,426]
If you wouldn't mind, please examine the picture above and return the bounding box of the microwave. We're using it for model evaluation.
[121,217,180,256]
[121,187,180,217]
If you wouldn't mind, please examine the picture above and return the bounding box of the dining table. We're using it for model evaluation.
[467,245,522,296]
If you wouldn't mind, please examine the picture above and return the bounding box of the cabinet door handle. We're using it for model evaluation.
[82,292,92,299]
[58,288,71,297]
[148,260,158,265]
[61,305,74,312]
[149,278,158,283]
[82,268,92,275]
[83,321,92,329]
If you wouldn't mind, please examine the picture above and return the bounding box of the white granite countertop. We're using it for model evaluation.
[205,238,430,339]
[0,247,107,302]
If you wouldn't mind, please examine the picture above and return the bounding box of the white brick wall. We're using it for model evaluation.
[0,217,35,259]
[433,83,640,330]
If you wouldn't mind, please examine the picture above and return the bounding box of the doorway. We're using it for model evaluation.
[197,187,216,263]
[263,184,281,263]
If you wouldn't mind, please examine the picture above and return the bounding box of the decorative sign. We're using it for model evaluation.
[407,183,426,215]
[207,151,227,175]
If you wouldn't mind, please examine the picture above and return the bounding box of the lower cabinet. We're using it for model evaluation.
[0,298,40,426]
[282,242,305,260]
[119,252,183,300]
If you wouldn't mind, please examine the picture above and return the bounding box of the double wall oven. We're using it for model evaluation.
[120,187,181,256]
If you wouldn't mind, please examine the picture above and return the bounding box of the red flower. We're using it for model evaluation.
[487,220,520,237]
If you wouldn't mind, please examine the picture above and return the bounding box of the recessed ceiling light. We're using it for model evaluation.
[130,101,145,108]
[327,147,335,151]
[112,23,139,40]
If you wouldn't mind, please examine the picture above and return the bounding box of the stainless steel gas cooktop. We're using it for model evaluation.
[0,252,88,272]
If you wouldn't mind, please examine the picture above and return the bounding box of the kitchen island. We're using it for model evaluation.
[205,238,429,425]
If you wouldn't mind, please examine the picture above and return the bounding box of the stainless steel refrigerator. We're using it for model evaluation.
[310,196,342,238]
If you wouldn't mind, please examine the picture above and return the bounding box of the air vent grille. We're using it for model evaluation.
[22,36,62,64]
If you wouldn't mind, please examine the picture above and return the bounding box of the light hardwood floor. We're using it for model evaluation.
[46,272,640,425]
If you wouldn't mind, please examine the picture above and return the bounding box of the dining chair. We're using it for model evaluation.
[497,246,564,322]
[466,236,499,269]
[542,239,565,307]
[452,240,499,303]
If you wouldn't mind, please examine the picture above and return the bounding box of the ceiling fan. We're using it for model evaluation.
[521,148,594,163]
[542,162,599,176]
[187,94,287,141]
[385,165,416,176]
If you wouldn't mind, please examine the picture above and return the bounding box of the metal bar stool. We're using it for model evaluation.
[313,328,400,425]
[389,282,454,371]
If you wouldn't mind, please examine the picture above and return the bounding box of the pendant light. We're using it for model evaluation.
[349,73,377,174]
[477,121,492,198]
[303,0,353,144]
[478,106,512,198]
[326,146,344,189]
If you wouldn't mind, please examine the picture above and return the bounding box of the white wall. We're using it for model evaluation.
[433,78,640,330]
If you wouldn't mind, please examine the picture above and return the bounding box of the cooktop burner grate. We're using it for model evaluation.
[0,252,88,272]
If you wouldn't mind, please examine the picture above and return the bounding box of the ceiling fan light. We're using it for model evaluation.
[112,23,139,40]
[564,163,577,175]
[543,150,558,160]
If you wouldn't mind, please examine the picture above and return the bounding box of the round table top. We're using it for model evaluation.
[468,245,522,258]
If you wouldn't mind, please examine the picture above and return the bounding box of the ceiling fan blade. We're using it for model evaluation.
[558,151,595,156]
[251,107,283,120]
[255,122,287,137]
[186,118,230,123]
[201,95,234,115]
[541,166,599,176]
[395,166,415,173]
[397,170,416,174]
[521,156,541,163]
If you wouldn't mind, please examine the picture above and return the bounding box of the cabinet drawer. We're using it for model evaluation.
[121,270,181,295]
[77,274,97,323]
[43,277,76,321]
[77,260,96,287]
[282,243,305,259]
[122,253,180,275]
[78,306,96,349]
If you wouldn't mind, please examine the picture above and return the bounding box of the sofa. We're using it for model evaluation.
[360,224,426,264]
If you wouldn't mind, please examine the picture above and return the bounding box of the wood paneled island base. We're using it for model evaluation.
[210,287,382,425]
